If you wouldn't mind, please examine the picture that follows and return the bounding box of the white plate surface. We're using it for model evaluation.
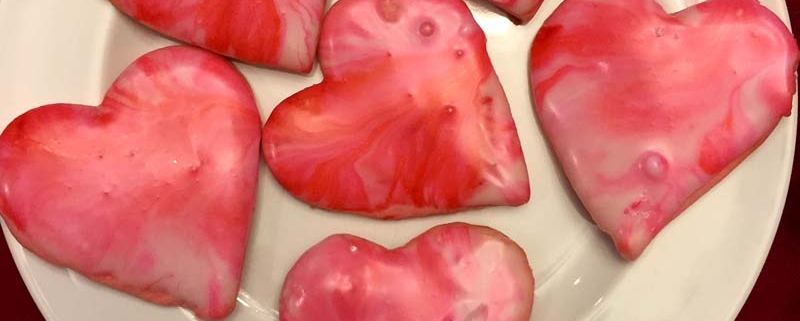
[0,0,795,320]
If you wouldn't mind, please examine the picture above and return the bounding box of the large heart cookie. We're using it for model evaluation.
[0,46,262,319]
[108,0,326,73]
[262,0,530,219]
[530,0,799,259]
[280,223,535,321]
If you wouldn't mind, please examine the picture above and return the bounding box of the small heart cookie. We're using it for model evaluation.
[280,223,535,321]
[489,0,543,22]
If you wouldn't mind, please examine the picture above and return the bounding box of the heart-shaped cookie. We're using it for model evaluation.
[262,0,530,219]
[0,46,262,319]
[280,223,534,321]
[529,0,799,259]
[108,0,326,73]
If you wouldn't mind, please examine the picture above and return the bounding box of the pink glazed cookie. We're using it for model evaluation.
[0,46,262,319]
[280,223,535,321]
[530,0,799,259]
[262,0,530,219]
[109,0,326,73]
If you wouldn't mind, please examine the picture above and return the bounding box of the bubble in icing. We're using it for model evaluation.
[378,0,402,22]
[459,25,476,36]
[640,151,669,180]
[443,105,457,116]
[419,21,436,37]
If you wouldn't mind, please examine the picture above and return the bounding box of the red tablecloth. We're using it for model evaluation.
[2,2,799,321]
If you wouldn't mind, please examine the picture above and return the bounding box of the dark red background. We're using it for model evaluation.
[1,2,799,320]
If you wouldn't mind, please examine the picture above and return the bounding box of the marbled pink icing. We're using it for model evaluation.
[280,223,535,321]
[0,46,262,319]
[529,0,799,260]
[108,0,326,73]
[262,0,530,219]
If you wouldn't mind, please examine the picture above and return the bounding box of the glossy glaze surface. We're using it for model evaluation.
[108,0,326,73]
[0,46,262,319]
[530,0,799,259]
[280,223,534,321]
[262,0,530,219]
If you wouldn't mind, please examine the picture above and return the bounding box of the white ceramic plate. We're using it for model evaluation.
[0,0,795,320]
